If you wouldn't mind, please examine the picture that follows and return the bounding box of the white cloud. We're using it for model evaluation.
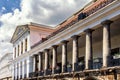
[0,0,92,57]
[2,7,6,11]
[0,7,6,15]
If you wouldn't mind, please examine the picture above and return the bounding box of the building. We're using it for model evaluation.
[0,53,13,80]
[11,0,120,80]
[10,23,54,79]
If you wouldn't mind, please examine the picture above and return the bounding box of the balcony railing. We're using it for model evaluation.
[29,72,33,78]
[20,75,22,79]
[24,74,26,78]
[67,64,72,72]
[54,67,61,74]
[38,71,44,76]
[14,76,15,80]
[74,62,85,71]
[63,65,67,73]
[112,58,120,66]
[93,58,102,69]
[17,76,18,80]
[45,69,52,75]
[111,54,120,66]
[29,72,38,78]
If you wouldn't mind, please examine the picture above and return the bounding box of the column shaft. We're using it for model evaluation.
[101,20,113,67]
[71,35,79,71]
[52,45,58,73]
[44,49,49,70]
[39,52,43,71]
[84,29,93,70]
[61,40,68,72]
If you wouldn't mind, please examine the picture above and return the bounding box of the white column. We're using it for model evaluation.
[61,40,68,73]
[27,56,33,78]
[27,57,29,78]
[52,45,58,73]
[71,35,79,71]
[101,20,113,67]
[84,29,93,70]
[13,47,15,59]
[44,49,49,73]
[39,52,43,71]
[16,45,18,58]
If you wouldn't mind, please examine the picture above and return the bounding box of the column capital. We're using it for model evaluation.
[52,45,58,48]
[61,40,69,44]
[71,35,80,39]
[101,20,113,26]
[84,29,94,34]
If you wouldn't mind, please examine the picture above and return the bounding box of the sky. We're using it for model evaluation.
[0,0,91,57]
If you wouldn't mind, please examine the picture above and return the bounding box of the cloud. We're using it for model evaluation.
[2,7,6,11]
[0,0,91,57]
[0,7,6,14]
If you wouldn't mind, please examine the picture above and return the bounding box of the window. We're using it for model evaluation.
[18,45,19,56]
[25,38,27,51]
[14,47,16,58]
[21,42,23,54]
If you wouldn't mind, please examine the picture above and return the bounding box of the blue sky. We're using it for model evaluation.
[0,0,21,14]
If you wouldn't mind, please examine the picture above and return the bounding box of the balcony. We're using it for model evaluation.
[14,76,15,80]
[17,76,18,80]
[67,64,72,72]
[93,58,102,69]
[63,65,67,73]
[20,75,22,79]
[38,71,44,76]
[54,66,61,74]
[111,54,120,66]
[45,68,52,75]
[74,61,85,71]
[29,72,33,78]
[24,74,26,78]
[112,58,120,66]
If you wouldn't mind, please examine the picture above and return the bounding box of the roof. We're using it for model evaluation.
[31,0,115,48]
